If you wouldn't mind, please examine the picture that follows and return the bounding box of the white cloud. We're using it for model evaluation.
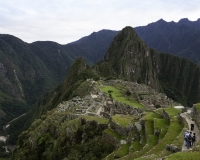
[0,0,200,44]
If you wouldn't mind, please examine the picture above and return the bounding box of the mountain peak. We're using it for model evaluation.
[99,27,161,91]
[178,18,190,24]
[156,18,167,24]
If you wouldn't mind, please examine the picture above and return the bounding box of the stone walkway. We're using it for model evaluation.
[181,109,199,151]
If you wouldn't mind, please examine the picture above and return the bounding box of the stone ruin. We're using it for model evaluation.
[56,79,175,119]
[106,80,174,110]
[102,98,142,117]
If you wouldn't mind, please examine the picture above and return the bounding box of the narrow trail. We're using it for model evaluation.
[181,109,199,151]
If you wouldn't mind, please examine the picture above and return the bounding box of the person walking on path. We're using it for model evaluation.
[191,119,195,131]
[192,132,196,146]
[184,130,189,146]
[181,110,200,151]
[188,132,192,148]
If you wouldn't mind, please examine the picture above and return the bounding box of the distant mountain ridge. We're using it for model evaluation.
[135,18,200,65]
[10,26,200,160]
[64,29,119,65]
[1,17,200,148]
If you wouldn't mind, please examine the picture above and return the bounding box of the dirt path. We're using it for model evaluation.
[181,109,199,151]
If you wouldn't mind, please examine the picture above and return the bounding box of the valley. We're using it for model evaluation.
[1,19,200,159]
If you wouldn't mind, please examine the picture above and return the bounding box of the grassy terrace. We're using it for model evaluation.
[166,151,200,160]
[68,118,81,132]
[114,144,130,158]
[154,118,169,139]
[143,117,182,158]
[120,112,162,160]
[103,128,122,140]
[137,107,183,160]
[99,85,145,109]
[112,114,135,127]
[81,115,109,124]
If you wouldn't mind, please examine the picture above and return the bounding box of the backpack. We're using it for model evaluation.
[188,134,192,141]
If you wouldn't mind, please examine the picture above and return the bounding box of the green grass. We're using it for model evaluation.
[115,144,130,158]
[68,118,81,132]
[130,139,143,152]
[195,103,200,111]
[103,128,122,140]
[99,85,145,109]
[112,114,134,127]
[81,115,109,124]
[154,107,182,118]
[154,118,169,139]
[166,151,200,160]
[171,118,188,148]
[122,135,159,160]
[144,117,182,157]
[120,112,160,160]
[141,108,183,159]
[144,112,163,120]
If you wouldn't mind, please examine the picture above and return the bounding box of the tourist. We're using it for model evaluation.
[184,130,189,147]
[192,133,196,146]
[191,120,194,131]
[188,132,192,148]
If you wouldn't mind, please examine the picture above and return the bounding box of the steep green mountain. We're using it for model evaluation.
[2,18,200,158]
[94,27,161,92]
[0,30,117,148]
[95,26,200,107]
[135,18,200,65]
[0,35,74,145]
[10,26,200,160]
[29,58,99,120]
[64,18,200,66]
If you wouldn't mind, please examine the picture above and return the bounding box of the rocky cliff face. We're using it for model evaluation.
[95,26,200,106]
[96,27,161,92]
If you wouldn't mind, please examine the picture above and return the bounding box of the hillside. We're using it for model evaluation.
[95,26,200,107]
[0,35,75,146]
[135,18,200,65]
[9,26,200,159]
[64,29,119,65]
[1,18,200,139]
[10,77,200,160]
[1,19,200,158]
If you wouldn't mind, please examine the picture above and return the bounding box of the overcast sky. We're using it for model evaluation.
[0,0,200,44]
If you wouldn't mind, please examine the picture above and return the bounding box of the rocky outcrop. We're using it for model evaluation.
[102,131,120,147]
[191,104,200,128]
[110,119,127,136]
[162,109,170,120]
[166,144,181,153]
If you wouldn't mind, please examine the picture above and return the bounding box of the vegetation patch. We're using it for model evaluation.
[81,115,109,124]
[143,116,183,157]
[112,114,134,127]
[154,118,169,139]
[99,85,145,108]
[166,151,200,160]
[195,103,200,111]
[163,107,182,117]
[115,144,130,158]
[103,128,122,140]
